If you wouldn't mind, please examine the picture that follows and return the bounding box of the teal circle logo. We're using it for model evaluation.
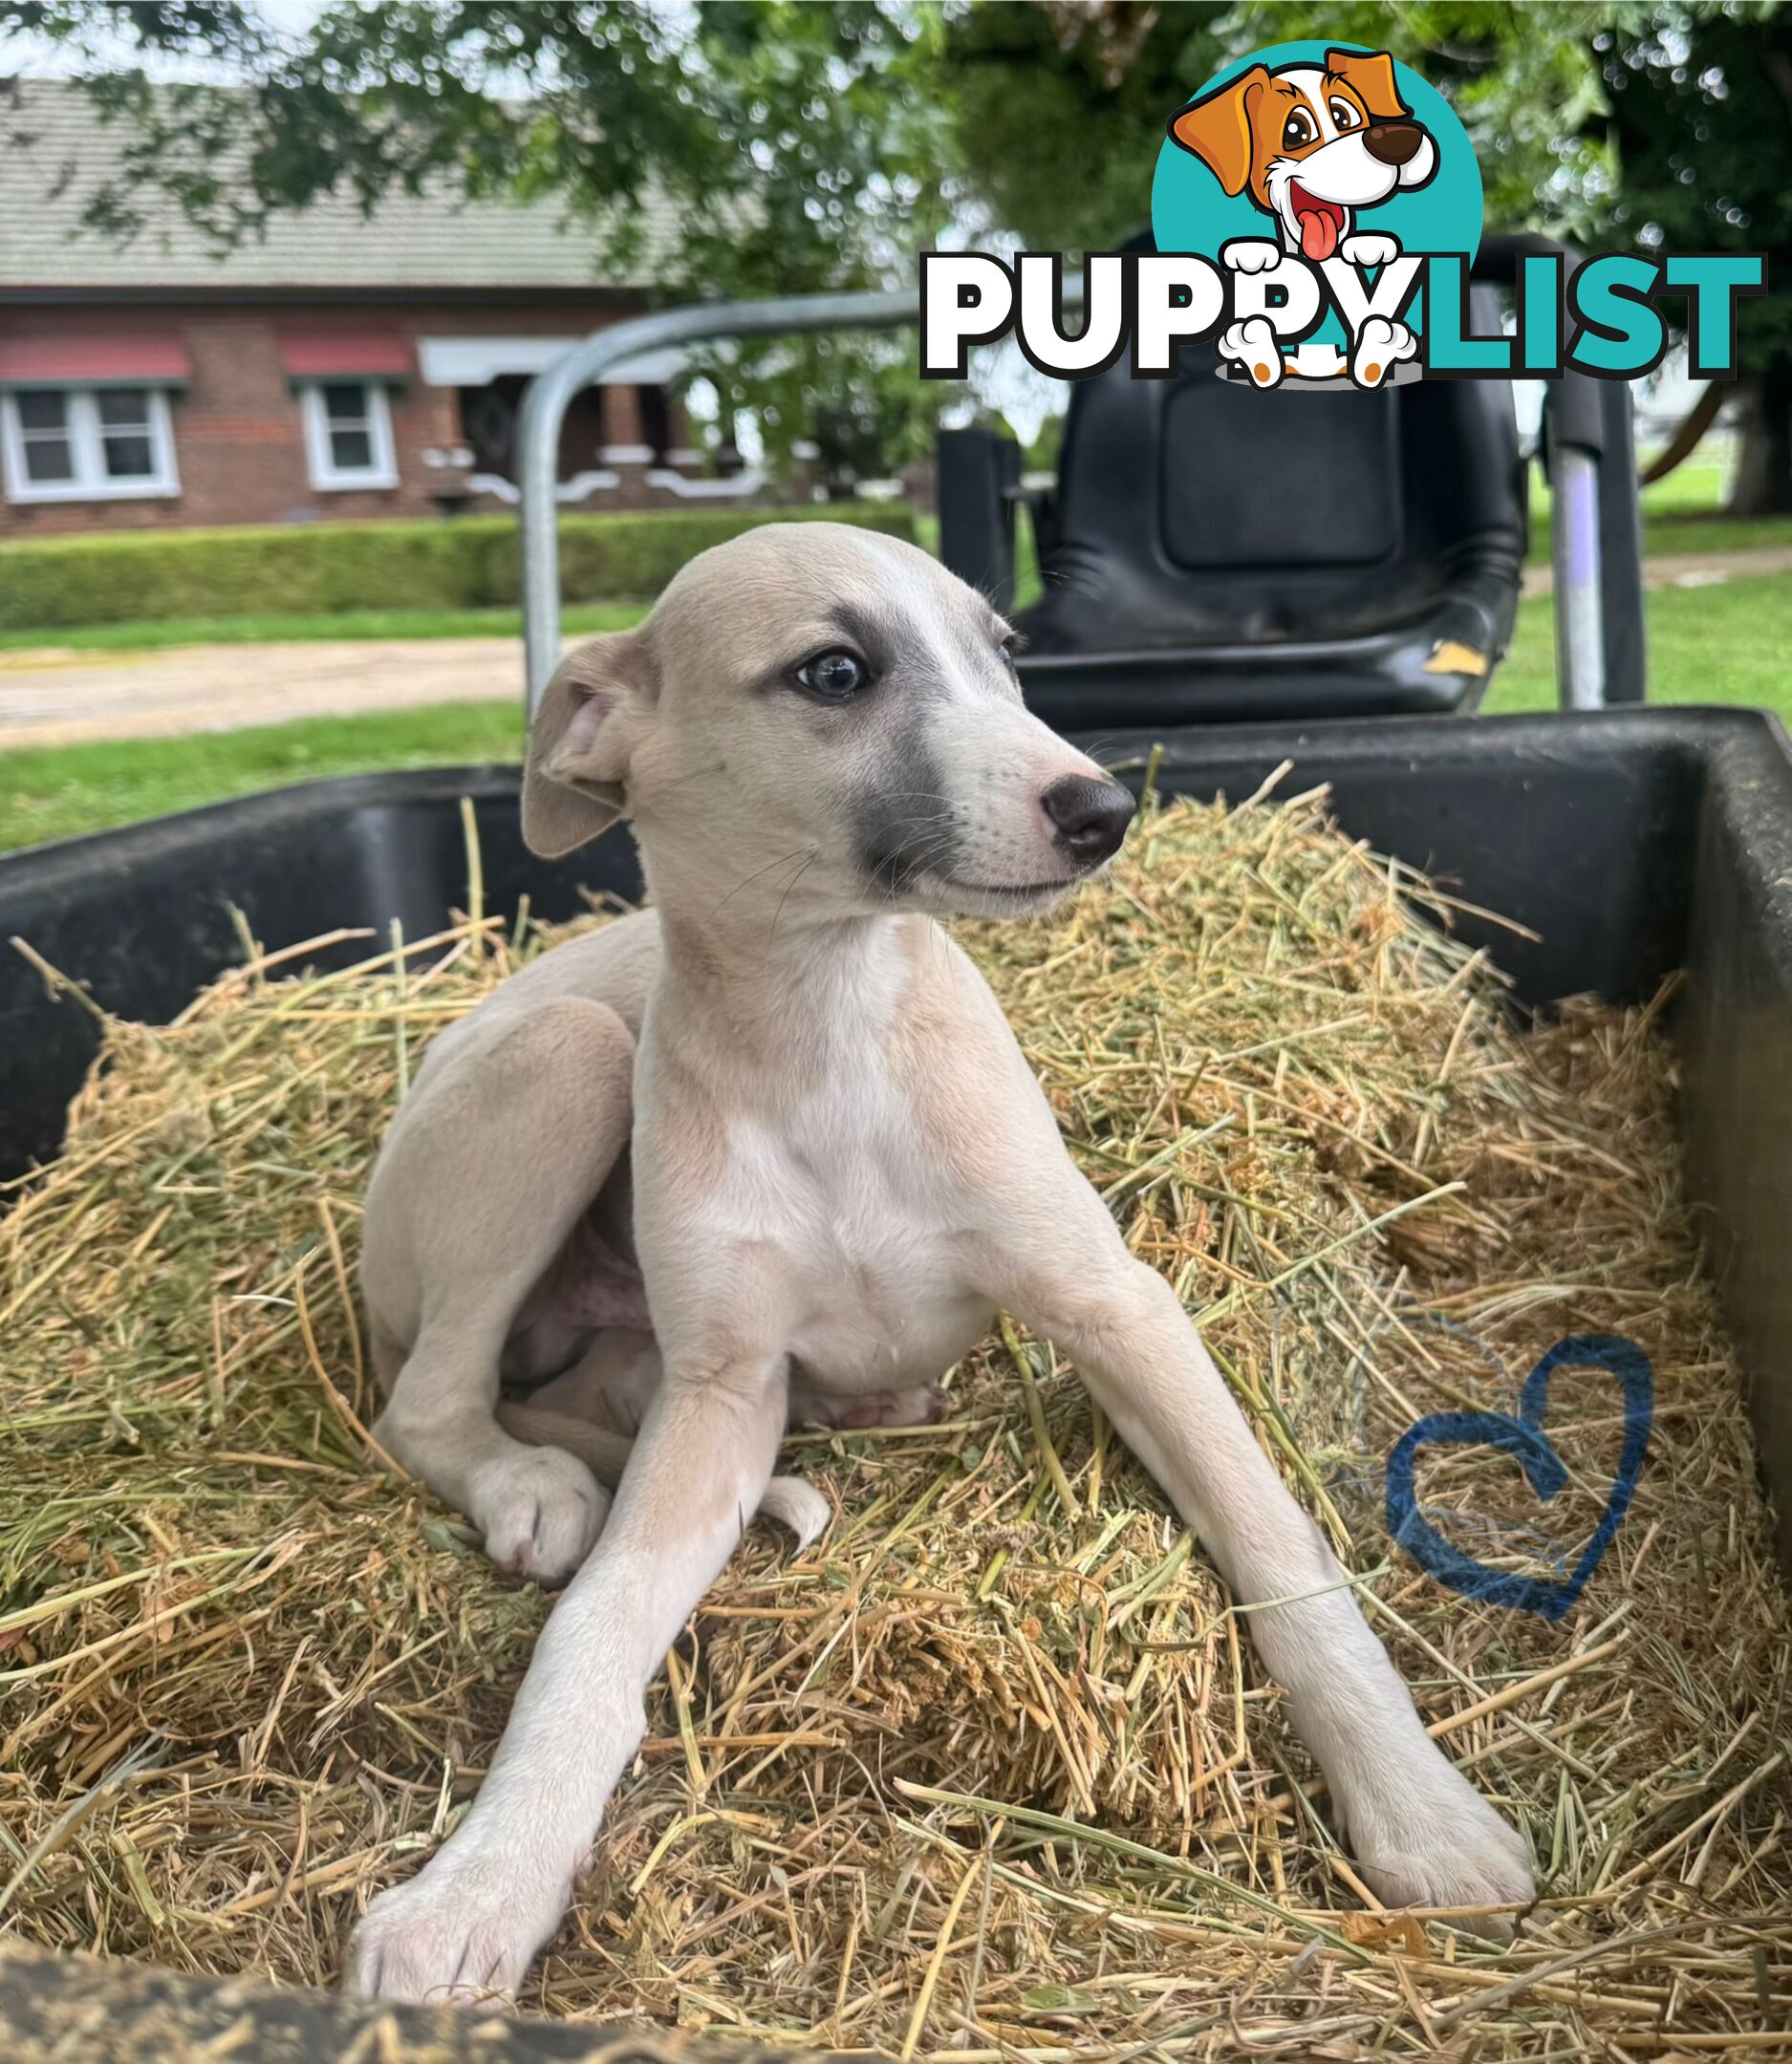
[1153,42,1481,373]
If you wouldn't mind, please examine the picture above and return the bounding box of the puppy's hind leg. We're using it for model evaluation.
[364,997,637,1586]
[502,1339,831,1553]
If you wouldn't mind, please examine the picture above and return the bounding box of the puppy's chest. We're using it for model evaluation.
[714,1066,987,1380]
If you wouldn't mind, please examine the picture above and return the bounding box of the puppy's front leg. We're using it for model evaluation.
[993,1195,1534,1930]
[345,1350,790,2005]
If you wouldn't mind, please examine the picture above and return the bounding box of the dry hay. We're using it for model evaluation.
[3,784,1789,2059]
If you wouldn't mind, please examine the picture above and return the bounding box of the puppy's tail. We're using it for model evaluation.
[495,1401,831,1553]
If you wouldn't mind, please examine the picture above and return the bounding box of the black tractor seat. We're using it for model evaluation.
[939,233,1642,727]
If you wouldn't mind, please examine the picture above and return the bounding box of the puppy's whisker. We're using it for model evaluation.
[767,852,820,947]
[904,834,963,874]
[880,828,963,892]
[707,845,821,922]
[649,757,730,800]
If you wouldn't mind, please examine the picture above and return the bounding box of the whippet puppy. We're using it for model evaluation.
[346,523,1534,2003]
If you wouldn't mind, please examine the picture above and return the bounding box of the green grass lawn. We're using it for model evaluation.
[0,600,651,656]
[0,701,523,853]
[1632,509,1792,557]
[1638,455,1730,511]
[1485,570,1792,716]
[4,466,1785,659]
[1529,457,1792,563]
[4,447,1790,857]
[5,570,1786,856]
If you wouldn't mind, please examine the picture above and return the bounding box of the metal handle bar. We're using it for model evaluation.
[518,268,1609,718]
[521,289,927,712]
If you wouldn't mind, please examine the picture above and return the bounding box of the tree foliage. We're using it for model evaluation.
[1581,5,1792,507]
[3,0,1788,501]
[1585,6,1791,363]
[938,1,1614,254]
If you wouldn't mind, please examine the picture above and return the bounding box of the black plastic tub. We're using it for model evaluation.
[3,706,1790,1574]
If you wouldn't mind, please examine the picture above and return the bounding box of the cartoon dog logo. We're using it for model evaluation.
[1169,49,1437,389]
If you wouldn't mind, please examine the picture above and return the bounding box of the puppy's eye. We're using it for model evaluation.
[795,649,871,700]
[998,638,1018,675]
[1329,97,1359,131]
[1283,109,1314,148]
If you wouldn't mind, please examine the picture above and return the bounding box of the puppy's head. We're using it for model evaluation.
[1169,49,1436,261]
[524,523,1134,923]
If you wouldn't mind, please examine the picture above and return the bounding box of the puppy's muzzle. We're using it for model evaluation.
[1041,775,1135,868]
[1364,120,1424,166]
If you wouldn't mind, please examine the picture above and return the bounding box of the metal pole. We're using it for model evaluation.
[1551,444,1607,711]
[519,290,922,716]
[519,277,1090,714]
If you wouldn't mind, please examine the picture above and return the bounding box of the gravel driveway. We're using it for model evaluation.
[4,548,1789,751]
[0,634,539,751]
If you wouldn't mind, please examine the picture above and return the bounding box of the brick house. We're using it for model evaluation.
[0,79,756,537]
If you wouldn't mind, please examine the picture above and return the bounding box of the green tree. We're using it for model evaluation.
[1577,6,1792,512]
[8,1,1785,507]
[936,2,1608,256]
[938,2,1792,507]
[931,0,1609,481]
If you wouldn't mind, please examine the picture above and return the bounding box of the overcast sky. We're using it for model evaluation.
[0,0,324,76]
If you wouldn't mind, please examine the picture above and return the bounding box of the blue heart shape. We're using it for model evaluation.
[1385,1333,1652,1622]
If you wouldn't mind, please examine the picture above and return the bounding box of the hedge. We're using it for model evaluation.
[0,503,917,634]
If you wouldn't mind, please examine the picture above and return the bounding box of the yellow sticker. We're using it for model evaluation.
[1424,639,1491,678]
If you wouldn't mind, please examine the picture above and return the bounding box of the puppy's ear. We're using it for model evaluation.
[1168,64,1270,199]
[522,631,658,859]
[1325,48,1410,122]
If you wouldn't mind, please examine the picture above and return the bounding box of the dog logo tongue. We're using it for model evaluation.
[1292,183,1341,261]
[1299,208,1338,261]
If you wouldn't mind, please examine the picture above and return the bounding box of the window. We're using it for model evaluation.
[301,379,398,490]
[0,385,180,502]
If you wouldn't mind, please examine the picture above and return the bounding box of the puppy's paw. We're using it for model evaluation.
[760,1474,831,1552]
[1340,232,1399,269]
[468,1445,609,1587]
[1219,317,1285,388]
[1339,1760,1535,1941]
[904,1384,953,1426]
[838,1384,951,1430]
[1349,314,1416,389]
[1220,238,1283,275]
[345,1851,565,2006]
[792,1383,950,1432]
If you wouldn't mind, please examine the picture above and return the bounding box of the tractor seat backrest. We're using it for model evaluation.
[1020,289,1525,656]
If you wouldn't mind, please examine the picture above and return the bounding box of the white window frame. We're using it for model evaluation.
[0,385,181,504]
[300,379,399,491]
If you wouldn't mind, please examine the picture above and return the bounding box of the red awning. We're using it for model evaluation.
[279,331,414,379]
[0,334,192,387]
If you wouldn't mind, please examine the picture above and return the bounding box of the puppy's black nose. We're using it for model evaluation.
[1041,774,1135,865]
[1364,119,1423,166]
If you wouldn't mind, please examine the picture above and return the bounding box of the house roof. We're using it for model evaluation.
[0,77,680,293]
